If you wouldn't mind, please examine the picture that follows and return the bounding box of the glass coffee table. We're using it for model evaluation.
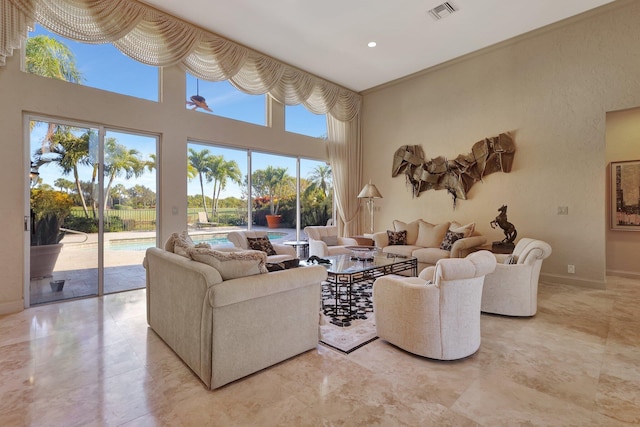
[303,250,418,326]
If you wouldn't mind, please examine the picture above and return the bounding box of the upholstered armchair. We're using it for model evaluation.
[373,251,496,360]
[481,238,552,317]
[303,226,359,258]
[227,230,296,263]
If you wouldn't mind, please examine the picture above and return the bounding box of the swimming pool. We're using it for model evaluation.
[108,232,287,251]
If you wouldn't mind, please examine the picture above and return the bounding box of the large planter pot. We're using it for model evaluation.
[30,243,63,279]
[265,214,282,228]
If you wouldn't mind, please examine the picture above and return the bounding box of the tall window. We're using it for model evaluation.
[187,143,248,228]
[185,143,332,238]
[285,104,327,138]
[186,74,266,126]
[26,25,159,102]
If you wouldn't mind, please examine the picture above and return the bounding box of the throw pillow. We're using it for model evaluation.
[246,236,277,256]
[321,235,339,246]
[167,231,196,258]
[415,221,450,248]
[449,221,475,238]
[188,247,268,280]
[504,255,518,264]
[439,230,465,251]
[387,230,407,245]
[393,220,421,245]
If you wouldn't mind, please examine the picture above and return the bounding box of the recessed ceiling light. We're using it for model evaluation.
[367,41,377,48]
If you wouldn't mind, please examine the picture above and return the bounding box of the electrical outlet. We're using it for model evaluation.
[557,206,569,215]
[568,264,575,274]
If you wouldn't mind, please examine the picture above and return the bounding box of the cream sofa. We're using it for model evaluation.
[372,219,487,273]
[143,239,327,389]
[304,225,359,258]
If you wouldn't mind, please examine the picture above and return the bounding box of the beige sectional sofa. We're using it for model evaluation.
[143,232,327,389]
[373,219,487,273]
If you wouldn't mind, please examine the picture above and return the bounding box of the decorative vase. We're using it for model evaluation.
[30,243,63,279]
[265,214,282,228]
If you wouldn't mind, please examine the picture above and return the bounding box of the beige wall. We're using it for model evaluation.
[361,0,640,289]
[606,106,640,278]
[0,55,326,314]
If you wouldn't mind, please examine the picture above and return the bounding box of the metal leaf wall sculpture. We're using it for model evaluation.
[392,132,515,207]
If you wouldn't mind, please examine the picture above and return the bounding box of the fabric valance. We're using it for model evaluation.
[1,0,362,121]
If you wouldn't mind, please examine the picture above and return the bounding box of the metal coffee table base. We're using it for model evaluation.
[323,256,417,327]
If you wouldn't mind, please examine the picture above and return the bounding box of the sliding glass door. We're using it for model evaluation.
[27,117,157,305]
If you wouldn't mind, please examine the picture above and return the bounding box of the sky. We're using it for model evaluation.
[30,25,328,200]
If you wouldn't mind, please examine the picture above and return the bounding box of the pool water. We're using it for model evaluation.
[108,232,287,251]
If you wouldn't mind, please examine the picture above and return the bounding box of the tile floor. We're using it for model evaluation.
[1,276,639,426]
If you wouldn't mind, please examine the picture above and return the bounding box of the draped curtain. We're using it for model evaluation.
[1,0,364,234]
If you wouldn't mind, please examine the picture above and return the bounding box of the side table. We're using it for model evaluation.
[350,235,374,246]
[477,244,513,255]
[283,240,309,258]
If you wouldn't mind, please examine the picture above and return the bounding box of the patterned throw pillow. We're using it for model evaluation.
[439,230,465,251]
[387,230,407,245]
[246,236,277,256]
[504,255,518,264]
[188,247,268,280]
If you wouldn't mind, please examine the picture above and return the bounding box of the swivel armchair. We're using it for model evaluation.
[373,251,496,360]
[481,238,552,316]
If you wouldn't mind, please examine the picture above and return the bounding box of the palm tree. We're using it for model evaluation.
[208,158,242,220]
[306,164,332,198]
[103,138,146,207]
[33,127,93,217]
[26,35,83,152]
[188,148,213,216]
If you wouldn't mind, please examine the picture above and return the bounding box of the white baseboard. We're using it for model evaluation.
[0,299,25,315]
[606,269,640,280]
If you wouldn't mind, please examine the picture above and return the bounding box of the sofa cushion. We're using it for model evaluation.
[412,247,451,265]
[188,247,268,280]
[381,245,419,258]
[387,230,407,245]
[415,221,450,248]
[449,221,475,238]
[246,236,277,256]
[321,235,339,246]
[440,230,465,251]
[393,220,421,245]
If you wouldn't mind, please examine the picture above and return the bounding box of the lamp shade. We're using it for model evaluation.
[358,181,382,199]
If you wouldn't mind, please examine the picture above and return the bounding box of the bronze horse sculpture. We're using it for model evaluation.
[490,205,517,245]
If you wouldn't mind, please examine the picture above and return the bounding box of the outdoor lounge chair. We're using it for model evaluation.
[196,212,217,229]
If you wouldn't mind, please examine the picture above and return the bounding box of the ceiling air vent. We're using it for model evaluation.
[428,2,457,20]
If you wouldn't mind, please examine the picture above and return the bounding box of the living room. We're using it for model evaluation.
[1,0,639,424]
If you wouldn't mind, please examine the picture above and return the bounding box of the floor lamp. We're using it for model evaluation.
[358,181,383,235]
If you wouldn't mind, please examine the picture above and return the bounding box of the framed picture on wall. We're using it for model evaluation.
[611,160,640,231]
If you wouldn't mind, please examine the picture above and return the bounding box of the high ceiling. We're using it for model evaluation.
[142,0,615,92]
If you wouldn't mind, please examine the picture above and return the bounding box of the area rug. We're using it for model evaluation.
[319,313,377,354]
[319,280,378,353]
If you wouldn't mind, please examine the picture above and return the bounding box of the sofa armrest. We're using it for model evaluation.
[372,231,389,248]
[272,243,296,257]
[450,235,487,258]
[308,239,328,257]
[144,247,224,385]
[338,236,358,246]
[419,266,435,281]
